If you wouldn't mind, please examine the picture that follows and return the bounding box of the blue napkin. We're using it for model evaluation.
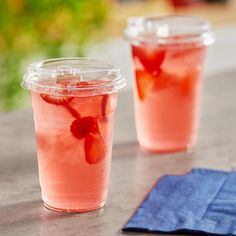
[123,168,236,235]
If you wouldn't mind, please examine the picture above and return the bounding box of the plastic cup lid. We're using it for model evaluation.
[124,15,215,46]
[22,58,126,97]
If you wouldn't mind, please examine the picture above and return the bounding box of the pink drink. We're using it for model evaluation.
[22,58,126,212]
[125,16,214,153]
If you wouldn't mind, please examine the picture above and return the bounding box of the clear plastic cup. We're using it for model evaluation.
[22,58,126,212]
[125,15,214,153]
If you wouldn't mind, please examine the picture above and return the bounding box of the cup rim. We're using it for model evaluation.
[124,15,215,46]
[22,57,126,97]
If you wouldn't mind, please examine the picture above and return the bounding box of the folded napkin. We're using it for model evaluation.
[123,168,236,235]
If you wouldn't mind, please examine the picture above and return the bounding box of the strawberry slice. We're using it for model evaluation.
[135,70,154,101]
[84,133,106,165]
[70,116,98,140]
[40,79,89,105]
[64,104,80,118]
[152,70,177,91]
[181,70,199,97]
[40,94,73,105]
[75,81,90,87]
[101,93,118,116]
[101,94,109,116]
[132,45,165,75]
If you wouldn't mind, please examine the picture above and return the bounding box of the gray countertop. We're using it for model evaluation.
[1,69,236,236]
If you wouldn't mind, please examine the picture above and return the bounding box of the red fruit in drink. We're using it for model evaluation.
[101,93,118,116]
[181,70,199,97]
[84,133,106,164]
[40,80,91,105]
[101,94,109,116]
[40,94,73,105]
[152,70,177,91]
[132,45,165,75]
[135,70,154,100]
[70,116,98,140]
[76,81,90,87]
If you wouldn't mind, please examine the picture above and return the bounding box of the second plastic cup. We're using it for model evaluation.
[125,15,214,153]
[22,58,126,212]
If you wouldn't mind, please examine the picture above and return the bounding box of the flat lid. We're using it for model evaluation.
[22,58,126,96]
[124,15,215,46]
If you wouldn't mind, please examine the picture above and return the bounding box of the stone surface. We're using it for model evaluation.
[1,69,236,235]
